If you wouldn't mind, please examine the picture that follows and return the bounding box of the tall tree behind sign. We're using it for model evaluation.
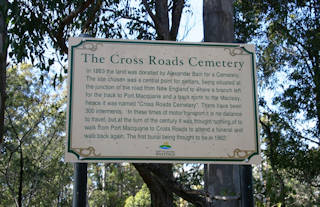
[1,65,73,206]
[0,0,8,144]
[203,1,253,207]
[234,0,320,205]
[5,0,208,206]
[6,0,319,206]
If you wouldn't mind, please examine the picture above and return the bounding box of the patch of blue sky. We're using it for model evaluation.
[177,0,203,42]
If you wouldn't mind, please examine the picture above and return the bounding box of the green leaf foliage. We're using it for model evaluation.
[4,0,320,206]
[125,184,151,207]
[87,163,145,207]
[0,64,73,206]
[235,0,320,206]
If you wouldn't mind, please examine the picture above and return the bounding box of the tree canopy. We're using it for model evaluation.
[236,0,320,205]
[1,0,320,206]
[1,64,73,206]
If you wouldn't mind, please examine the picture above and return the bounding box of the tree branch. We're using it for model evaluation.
[259,118,287,205]
[4,149,17,202]
[104,6,156,31]
[18,144,24,207]
[134,163,207,206]
[120,14,155,29]
[56,0,94,54]
[5,108,21,144]
[142,0,159,29]
[82,0,103,34]
[170,0,184,40]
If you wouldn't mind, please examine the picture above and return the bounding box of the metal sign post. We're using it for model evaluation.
[72,163,88,207]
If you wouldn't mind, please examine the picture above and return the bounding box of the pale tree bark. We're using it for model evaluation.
[203,0,253,206]
[203,0,234,42]
[0,0,8,144]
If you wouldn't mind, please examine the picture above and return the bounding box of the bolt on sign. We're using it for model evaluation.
[65,38,260,164]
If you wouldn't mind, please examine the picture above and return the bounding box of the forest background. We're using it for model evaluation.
[0,0,319,206]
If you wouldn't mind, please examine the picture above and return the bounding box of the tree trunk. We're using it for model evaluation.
[134,164,174,207]
[0,0,8,144]
[203,1,253,206]
[155,0,170,40]
[204,164,240,207]
[134,1,185,206]
[18,145,24,207]
[203,0,234,43]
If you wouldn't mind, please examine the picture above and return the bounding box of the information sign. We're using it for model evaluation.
[66,38,260,164]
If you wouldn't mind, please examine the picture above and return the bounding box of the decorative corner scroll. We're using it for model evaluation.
[72,146,101,158]
[224,48,248,56]
[227,148,256,159]
[76,41,103,51]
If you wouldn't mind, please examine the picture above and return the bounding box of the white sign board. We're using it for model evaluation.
[66,38,260,164]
